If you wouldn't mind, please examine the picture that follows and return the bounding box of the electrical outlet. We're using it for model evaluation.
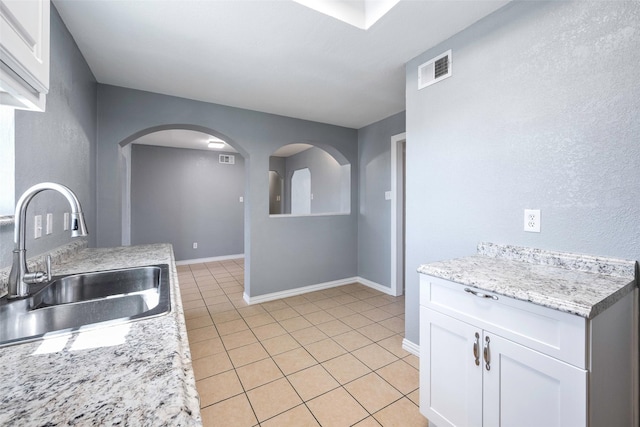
[46,213,53,235]
[193,242,198,249]
[34,215,42,239]
[63,212,70,230]
[524,209,541,233]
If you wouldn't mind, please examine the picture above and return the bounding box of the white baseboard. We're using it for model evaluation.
[176,254,244,266]
[402,338,420,357]
[243,276,397,304]
[243,277,359,304]
[356,277,395,296]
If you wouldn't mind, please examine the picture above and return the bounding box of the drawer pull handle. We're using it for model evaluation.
[464,288,498,300]
[473,332,480,366]
[484,336,491,371]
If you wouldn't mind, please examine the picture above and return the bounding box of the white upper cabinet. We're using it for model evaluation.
[0,0,50,111]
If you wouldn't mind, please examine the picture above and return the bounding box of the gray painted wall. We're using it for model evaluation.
[0,6,97,269]
[404,1,640,345]
[130,144,244,261]
[357,112,406,288]
[96,85,358,297]
[283,147,350,214]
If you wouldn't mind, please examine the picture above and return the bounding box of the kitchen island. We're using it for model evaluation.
[0,244,201,426]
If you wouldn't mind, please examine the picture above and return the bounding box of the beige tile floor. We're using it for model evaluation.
[178,259,429,427]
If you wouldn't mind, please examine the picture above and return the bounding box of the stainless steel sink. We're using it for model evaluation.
[0,264,171,347]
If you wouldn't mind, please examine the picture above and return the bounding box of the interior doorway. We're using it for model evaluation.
[390,132,406,296]
[118,127,247,264]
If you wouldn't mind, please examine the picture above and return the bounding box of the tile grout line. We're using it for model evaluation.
[182,260,418,426]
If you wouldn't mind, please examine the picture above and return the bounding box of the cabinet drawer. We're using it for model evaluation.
[420,274,587,368]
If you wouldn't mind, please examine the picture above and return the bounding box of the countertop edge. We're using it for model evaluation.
[418,244,637,319]
[0,244,202,426]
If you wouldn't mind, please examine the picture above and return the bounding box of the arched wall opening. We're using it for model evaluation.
[118,124,248,263]
[268,142,351,216]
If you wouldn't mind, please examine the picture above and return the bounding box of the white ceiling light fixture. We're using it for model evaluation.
[207,139,226,149]
[292,0,400,30]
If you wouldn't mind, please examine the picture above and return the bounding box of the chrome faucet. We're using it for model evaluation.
[7,182,88,298]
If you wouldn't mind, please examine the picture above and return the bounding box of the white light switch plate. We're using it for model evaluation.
[46,213,53,235]
[385,191,392,200]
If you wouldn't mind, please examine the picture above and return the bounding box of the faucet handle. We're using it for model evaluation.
[23,254,53,285]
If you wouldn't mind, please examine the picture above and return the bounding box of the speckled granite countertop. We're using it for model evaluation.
[418,242,637,319]
[0,244,202,426]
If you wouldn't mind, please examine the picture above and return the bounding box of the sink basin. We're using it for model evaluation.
[0,264,171,347]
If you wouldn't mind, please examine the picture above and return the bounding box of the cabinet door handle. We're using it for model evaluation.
[483,336,491,371]
[473,332,480,366]
[464,288,498,300]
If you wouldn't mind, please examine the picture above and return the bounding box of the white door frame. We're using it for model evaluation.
[390,132,406,296]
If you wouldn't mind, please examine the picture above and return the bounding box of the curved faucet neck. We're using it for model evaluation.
[8,182,88,299]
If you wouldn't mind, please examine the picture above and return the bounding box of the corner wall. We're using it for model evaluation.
[357,112,406,288]
[0,5,97,270]
[404,1,640,344]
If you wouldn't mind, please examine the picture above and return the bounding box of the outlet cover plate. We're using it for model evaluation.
[34,215,42,239]
[524,209,541,233]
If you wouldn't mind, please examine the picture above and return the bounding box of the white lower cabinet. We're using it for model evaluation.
[421,307,586,427]
[420,307,482,426]
[420,274,637,427]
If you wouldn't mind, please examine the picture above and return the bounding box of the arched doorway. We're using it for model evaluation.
[118,126,248,263]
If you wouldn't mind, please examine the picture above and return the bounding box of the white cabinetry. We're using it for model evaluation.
[420,274,637,427]
[0,0,50,110]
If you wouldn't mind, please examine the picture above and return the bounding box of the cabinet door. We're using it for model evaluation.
[482,333,587,427]
[420,307,483,427]
[0,0,50,92]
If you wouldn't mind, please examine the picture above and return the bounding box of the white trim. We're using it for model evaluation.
[243,276,395,305]
[356,276,395,296]
[402,338,420,357]
[390,132,406,297]
[269,212,350,218]
[120,144,132,246]
[244,277,358,305]
[176,254,245,266]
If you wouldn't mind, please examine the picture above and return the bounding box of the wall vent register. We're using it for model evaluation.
[418,50,452,89]
[219,154,235,165]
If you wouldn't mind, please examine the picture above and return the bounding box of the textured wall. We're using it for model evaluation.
[97,85,358,297]
[357,112,406,288]
[131,144,244,261]
[0,6,97,269]
[404,1,640,344]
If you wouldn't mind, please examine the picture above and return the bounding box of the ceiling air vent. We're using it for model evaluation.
[418,50,452,90]
[219,154,235,165]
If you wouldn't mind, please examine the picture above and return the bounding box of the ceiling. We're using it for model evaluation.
[133,129,238,152]
[134,129,313,156]
[54,0,509,129]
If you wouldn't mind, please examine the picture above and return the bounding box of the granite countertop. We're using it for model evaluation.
[418,242,637,319]
[0,244,202,426]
